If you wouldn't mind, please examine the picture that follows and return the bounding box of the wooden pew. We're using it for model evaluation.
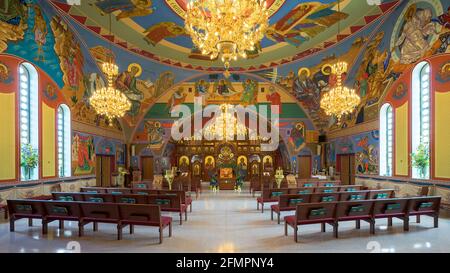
[131,189,193,213]
[8,199,175,243]
[147,194,187,225]
[118,204,172,243]
[271,190,395,224]
[79,202,120,237]
[282,196,442,242]
[257,188,289,213]
[407,196,440,227]
[271,194,312,224]
[371,198,410,234]
[284,202,338,242]
[42,201,82,235]
[334,200,374,237]
[7,199,46,231]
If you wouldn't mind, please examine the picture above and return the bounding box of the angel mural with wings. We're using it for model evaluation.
[195,79,210,97]
[265,2,348,47]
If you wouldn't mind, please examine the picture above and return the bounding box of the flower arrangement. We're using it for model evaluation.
[411,142,429,179]
[20,143,38,180]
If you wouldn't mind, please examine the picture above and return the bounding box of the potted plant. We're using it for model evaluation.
[411,142,429,179]
[20,143,38,180]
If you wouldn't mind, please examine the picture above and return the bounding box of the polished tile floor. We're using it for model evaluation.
[1,186,449,253]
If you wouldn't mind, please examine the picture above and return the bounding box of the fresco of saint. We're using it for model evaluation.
[95,0,154,20]
[116,63,145,117]
[394,6,439,64]
[241,79,258,105]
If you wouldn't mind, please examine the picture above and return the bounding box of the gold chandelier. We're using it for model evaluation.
[185,0,269,76]
[203,104,249,140]
[320,61,360,123]
[89,61,131,125]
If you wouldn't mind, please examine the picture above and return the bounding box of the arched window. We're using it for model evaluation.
[411,62,430,179]
[57,104,71,177]
[19,63,39,181]
[379,103,393,176]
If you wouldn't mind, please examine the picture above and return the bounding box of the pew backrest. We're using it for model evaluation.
[147,194,182,209]
[79,202,120,221]
[296,202,337,221]
[372,198,409,216]
[407,196,441,214]
[118,204,161,225]
[43,201,82,219]
[52,192,85,202]
[112,194,150,204]
[310,193,340,203]
[278,194,312,208]
[368,190,396,200]
[7,199,46,217]
[335,200,374,219]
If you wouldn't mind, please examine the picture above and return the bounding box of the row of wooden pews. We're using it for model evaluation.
[284,196,441,242]
[6,186,196,243]
[7,199,172,243]
[257,185,366,213]
[271,189,396,224]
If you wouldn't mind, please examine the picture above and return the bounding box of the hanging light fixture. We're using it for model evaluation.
[203,104,250,141]
[319,0,360,123]
[320,62,360,122]
[90,14,131,125]
[185,0,269,77]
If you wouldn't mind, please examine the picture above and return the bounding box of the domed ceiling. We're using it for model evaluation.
[50,0,398,71]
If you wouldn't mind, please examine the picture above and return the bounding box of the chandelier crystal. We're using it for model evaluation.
[185,0,269,76]
[90,61,131,125]
[203,104,249,140]
[320,61,360,123]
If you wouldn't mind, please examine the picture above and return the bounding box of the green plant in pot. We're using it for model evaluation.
[20,143,38,180]
[411,142,429,179]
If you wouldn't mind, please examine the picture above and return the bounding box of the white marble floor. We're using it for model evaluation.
[0,187,449,253]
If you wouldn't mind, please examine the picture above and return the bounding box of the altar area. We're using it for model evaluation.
[171,138,279,191]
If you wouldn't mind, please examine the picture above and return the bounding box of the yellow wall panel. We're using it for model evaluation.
[0,93,16,180]
[395,103,409,176]
[42,103,55,177]
[435,92,450,179]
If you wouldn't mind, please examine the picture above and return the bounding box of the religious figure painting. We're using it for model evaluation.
[0,0,28,53]
[167,87,187,111]
[288,122,306,154]
[0,61,12,84]
[178,156,190,172]
[50,16,84,91]
[240,79,258,105]
[116,63,145,117]
[95,0,154,20]
[143,22,187,46]
[72,133,96,175]
[145,120,164,147]
[265,2,348,47]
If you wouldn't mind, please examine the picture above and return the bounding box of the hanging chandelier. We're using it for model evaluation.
[320,61,360,122]
[203,104,249,140]
[89,15,131,125]
[319,0,359,123]
[89,61,131,125]
[185,0,269,76]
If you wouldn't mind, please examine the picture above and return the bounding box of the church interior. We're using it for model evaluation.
[0,0,449,254]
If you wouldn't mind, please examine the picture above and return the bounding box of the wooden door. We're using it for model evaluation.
[298,156,311,179]
[141,156,154,181]
[96,155,114,187]
[338,154,355,185]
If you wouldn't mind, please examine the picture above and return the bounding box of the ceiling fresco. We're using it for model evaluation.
[50,0,400,71]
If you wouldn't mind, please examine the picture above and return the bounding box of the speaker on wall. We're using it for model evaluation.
[318,135,327,143]
[131,145,136,156]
